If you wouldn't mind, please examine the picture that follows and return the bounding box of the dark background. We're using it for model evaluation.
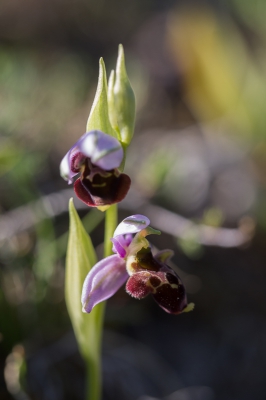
[1,1,266,399]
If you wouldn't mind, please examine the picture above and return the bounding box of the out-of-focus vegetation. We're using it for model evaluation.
[1,1,266,400]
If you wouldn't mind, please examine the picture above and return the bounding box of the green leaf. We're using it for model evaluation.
[65,199,104,361]
[86,58,117,139]
[65,199,104,400]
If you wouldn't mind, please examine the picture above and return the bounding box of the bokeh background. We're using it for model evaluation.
[1,1,266,399]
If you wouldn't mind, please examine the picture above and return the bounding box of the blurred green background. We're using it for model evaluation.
[1,1,266,399]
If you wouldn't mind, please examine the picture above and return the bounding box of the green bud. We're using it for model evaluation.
[107,69,119,136]
[86,58,117,139]
[113,44,136,147]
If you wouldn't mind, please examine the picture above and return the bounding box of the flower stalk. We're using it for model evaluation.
[104,204,118,258]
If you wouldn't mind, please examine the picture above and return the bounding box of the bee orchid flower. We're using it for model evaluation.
[60,130,131,208]
[81,215,194,315]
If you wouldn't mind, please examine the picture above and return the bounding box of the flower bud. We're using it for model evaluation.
[112,44,136,147]
[107,69,119,134]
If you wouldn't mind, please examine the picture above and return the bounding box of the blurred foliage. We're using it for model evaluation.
[168,6,266,145]
[0,49,89,142]
[177,208,224,259]
[0,48,91,211]
[231,0,266,37]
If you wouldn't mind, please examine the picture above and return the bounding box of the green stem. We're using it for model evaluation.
[104,205,118,258]
[85,350,101,400]
[85,204,118,400]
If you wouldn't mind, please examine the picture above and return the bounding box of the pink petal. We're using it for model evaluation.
[59,132,88,183]
[113,215,150,238]
[111,234,133,258]
[59,148,79,184]
[81,255,128,313]
[78,130,123,170]
[60,130,124,183]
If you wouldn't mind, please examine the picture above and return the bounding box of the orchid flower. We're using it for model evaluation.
[82,215,194,315]
[60,130,131,208]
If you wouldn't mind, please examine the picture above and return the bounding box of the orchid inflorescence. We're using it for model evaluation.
[82,215,194,315]
[61,45,193,319]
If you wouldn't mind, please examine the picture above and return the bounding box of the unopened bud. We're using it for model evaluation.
[113,44,135,147]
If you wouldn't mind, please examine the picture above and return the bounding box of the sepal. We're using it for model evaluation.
[82,254,128,313]
[113,214,150,237]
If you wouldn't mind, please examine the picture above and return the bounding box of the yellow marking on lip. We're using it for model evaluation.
[170,284,179,289]
[91,183,107,188]
[146,279,163,294]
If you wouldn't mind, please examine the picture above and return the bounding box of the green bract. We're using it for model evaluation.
[86,58,117,138]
